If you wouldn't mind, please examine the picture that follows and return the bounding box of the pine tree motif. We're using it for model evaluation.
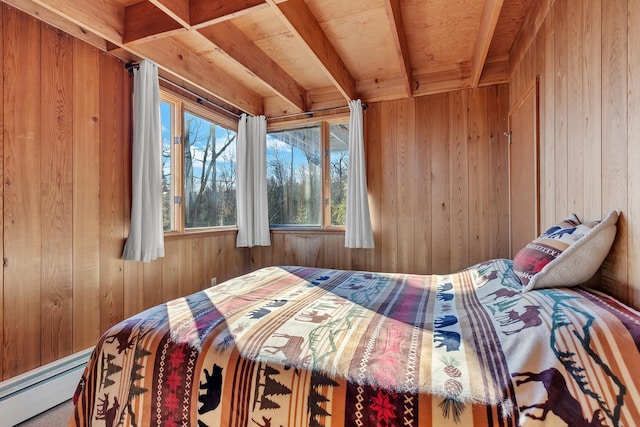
[307,372,339,427]
[264,376,292,397]
[253,363,293,412]
[259,396,281,410]
[101,353,123,390]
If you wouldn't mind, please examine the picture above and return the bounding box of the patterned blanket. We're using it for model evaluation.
[69,259,640,427]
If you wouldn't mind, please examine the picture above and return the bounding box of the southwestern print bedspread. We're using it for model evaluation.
[69,259,640,427]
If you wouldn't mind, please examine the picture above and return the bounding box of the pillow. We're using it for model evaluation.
[513,210,619,291]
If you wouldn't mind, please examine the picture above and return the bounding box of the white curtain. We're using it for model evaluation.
[345,99,375,248]
[122,60,164,262]
[236,114,271,247]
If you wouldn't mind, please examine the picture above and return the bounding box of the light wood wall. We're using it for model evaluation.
[251,88,511,275]
[509,0,640,309]
[0,5,246,381]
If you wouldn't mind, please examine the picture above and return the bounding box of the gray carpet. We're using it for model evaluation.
[16,400,73,427]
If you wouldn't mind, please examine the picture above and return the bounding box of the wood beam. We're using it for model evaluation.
[266,0,356,101]
[149,0,190,28]
[383,0,412,98]
[31,0,125,43]
[470,0,505,87]
[124,1,185,44]
[190,0,267,29]
[478,55,509,86]
[27,0,263,115]
[132,37,262,115]
[198,21,306,112]
[413,63,472,97]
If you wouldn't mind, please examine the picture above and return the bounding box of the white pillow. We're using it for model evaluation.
[516,210,619,292]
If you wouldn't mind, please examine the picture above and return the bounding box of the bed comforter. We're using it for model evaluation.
[70,259,640,427]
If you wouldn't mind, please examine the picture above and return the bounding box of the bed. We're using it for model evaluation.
[69,256,640,427]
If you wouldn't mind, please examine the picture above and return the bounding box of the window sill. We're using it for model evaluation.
[164,227,239,240]
[163,226,346,240]
[270,227,345,235]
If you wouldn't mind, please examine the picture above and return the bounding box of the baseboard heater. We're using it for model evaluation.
[0,347,93,426]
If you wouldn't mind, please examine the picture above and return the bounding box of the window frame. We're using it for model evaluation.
[267,113,349,230]
[160,89,239,235]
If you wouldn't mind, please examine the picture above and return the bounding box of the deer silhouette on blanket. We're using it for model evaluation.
[513,368,606,427]
[497,305,542,335]
[484,288,519,302]
[295,310,331,323]
[262,333,312,364]
[104,319,139,354]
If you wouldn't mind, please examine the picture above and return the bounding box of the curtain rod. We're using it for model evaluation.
[266,103,367,121]
[125,62,241,119]
[125,62,367,122]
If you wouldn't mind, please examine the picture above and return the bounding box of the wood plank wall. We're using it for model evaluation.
[250,88,511,276]
[0,5,247,381]
[509,0,640,309]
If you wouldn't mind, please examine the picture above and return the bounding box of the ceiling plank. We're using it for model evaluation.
[190,0,268,29]
[470,0,505,87]
[198,21,306,112]
[133,37,262,115]
[383,0,412,98]
[266,0,356,101]
[124,1,185,44]
[149,0,190,28]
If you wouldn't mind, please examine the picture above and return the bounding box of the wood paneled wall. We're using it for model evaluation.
[251,88,511,276]
[509,0,640,309]
[0,5,247,381]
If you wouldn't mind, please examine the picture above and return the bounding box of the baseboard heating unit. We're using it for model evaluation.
[0,347,93,426]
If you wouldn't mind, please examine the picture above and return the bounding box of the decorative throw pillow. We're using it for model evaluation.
[513,210,619,292]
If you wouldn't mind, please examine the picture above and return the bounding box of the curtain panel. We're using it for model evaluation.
[122,60,165,262]
[345,99,375,248]
[236,114,271,247]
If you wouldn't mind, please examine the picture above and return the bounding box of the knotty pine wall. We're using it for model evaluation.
[0,6,510,382]
[251,88,511,276]
[509,0,640,309]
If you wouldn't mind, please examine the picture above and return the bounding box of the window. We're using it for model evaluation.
[329,123,349,226]
[266,119,349,227]
[161,89,350,232]
[161,91,238,232]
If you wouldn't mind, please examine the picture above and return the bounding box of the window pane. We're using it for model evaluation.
[161,101,173,231]
[267,126,321,226]
[184,111,237,228]
[330,123,349,226]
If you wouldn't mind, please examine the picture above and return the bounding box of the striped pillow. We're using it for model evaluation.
[513,211,618,291]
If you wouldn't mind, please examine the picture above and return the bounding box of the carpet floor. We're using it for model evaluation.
[15,400,73,427]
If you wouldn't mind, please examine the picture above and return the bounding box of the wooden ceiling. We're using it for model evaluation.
[5,0,534,117]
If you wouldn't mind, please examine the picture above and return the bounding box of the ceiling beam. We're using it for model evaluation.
[149,0,190,28]
[470,0,505,87]
[121,0,306,112]
[383,0,412,98]
[31,0,124,42]
[190,0,268,29]
[30,0,263,115]
[133,38,262,114]
[198,21,306,112]
[266,0,356,101]
[124,1,185,44]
